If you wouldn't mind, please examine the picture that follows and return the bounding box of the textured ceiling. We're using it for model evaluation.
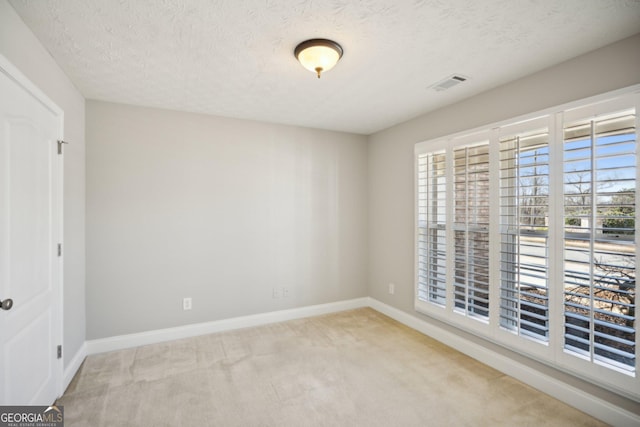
[8,0,640,135]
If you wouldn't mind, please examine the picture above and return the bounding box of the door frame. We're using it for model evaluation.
[0,53,65,400]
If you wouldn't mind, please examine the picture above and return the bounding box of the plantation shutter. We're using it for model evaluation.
[563,109,637,373]
[416,90,640,396]
[499,129,550,341]
[417,151,447,305]
[453,143,490,318]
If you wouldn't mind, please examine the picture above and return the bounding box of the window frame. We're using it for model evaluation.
[414,86,640,400]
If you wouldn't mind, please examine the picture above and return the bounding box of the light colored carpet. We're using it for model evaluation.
[58,308,605,426]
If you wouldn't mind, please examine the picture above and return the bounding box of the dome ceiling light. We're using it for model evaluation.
[294,39,343,79]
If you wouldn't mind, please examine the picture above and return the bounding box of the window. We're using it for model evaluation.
[499,127,550,341]
[454,143,490,319]
[563,110,636,373]
[417,151,447,306]
[415,89,639,398]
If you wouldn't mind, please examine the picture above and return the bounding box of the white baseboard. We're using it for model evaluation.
[367,297,640,427]
[62,342,86,393]
[86,297,369,355]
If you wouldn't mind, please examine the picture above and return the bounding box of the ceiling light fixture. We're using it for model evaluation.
[294,39,343,79]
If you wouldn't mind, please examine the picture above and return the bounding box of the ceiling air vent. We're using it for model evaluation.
[430,74,468,92]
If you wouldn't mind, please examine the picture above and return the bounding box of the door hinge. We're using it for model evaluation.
[57,140,69,155]
[57,243,62,257]
[57,345,62,359]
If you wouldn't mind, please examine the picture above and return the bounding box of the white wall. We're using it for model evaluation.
[368,33,640,413]
[86,101,368,339]
[0,0,86,369]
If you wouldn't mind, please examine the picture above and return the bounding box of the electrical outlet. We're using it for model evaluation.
[183,297,192,310]
[282,287,289,298]
[388,283,395,295]
[272,287,280,299]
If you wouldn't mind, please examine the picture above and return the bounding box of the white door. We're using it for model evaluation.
[0,61,63,405]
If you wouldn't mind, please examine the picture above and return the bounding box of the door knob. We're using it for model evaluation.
[0,298,13,311]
